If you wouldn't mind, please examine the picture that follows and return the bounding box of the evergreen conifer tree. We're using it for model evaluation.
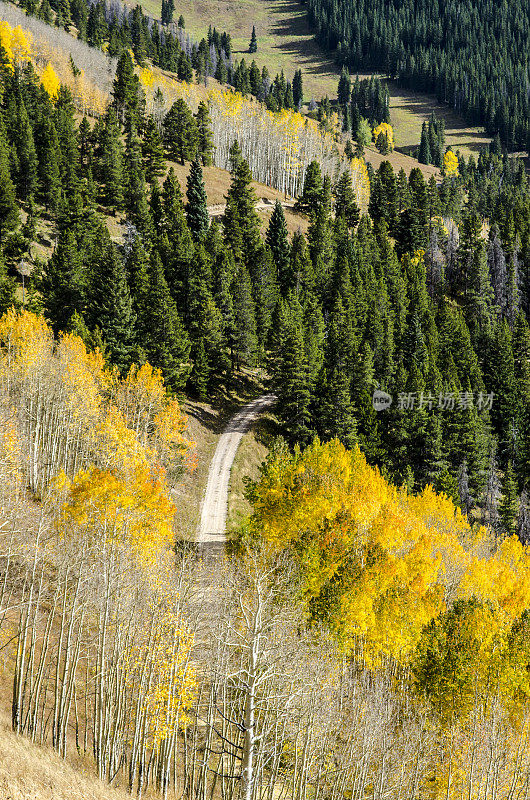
[142,116,165,182]
[292,69,303,108]
[14,101,38,200]
[186,160,209,243]
[37,116,61,212]
[88,239,138,372]
[163,99,198,164]
[98,110,124,210]
[266,201,290,292]
[142,250,191,391]
[231,264,257,368]
[418,121,431,164]
[295,160,323,215]
[270,295,312,444]
[500,461,519,536]
[0,121,19,242]
[194,101,214,165]
[41,228,85,333]
[112,51,140,123]
[249,25,257,53]
[0,254,17,315]
[334,171,360,228]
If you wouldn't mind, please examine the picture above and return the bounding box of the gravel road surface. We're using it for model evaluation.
[197,394,276,548]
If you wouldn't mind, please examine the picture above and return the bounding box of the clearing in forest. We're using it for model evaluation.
[132,0,490,159]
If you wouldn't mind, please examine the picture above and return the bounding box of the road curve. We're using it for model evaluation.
[197,394,276,547]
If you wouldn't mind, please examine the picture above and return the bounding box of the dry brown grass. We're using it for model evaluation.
[363,144,441,181]
[167,161,310,234]
[0,710,141,800]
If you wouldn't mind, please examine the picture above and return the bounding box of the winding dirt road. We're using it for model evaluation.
[206,200,295,217]
[197,394,276,548]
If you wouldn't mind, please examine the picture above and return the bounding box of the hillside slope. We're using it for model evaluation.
[0,713,135,800]
[124,0,489,159]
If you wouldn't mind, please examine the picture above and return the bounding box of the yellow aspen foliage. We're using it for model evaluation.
[128,605,197,749]
[0,310,195,495]
[0,414,22,491]
[372,122,395,151]
[247,438,530,666]
[40,62,60,98]
[0,22,32,68]
[10,25,32,62]
[111,362,196,473]
[139,66,155,88]
[443,148,459,176]
[0,307,54,380]
[0,22,14,67]
[54,463,175,566]
[350,157,370,209]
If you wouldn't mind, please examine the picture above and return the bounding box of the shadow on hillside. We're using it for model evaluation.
[266,0,339,76]
[184,371,267,433]
[392,97,488,135]
[185,403,222,433]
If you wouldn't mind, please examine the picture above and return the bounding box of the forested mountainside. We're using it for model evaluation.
[13,0,306,111]
[3,0,530,797]
[0,6,530,534]
[306,0,530,150]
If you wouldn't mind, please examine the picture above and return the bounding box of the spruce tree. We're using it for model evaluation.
[124,124,152,233]
[418,121,431,164]
[89,239,138,372]
[292,69,303,108]
[499,461,519,537]
[98,110,124,210]
[266,201,291,292]
[337,67,351,109]
[55,86,80,198]
[334,171,360,228]
[41,228,85,333]
[14,101,38,200]
[142,250,191,391]
[124,230,149,342]
[270,296,312,444]
[163,99,198,164]
[212,249,236,367]
[159,168,194,310]
[195,101,214,165]
[295,160,323,215]
[142,116,165,182]
[0,121,19,242]
[112,51,140,123]
[483,320,516,463]
[223,156,261,268]
[38,116,61,212]
[186,160,209,243]
[249,25,257,53]
[231,264,257,368]
[0,254,17,315]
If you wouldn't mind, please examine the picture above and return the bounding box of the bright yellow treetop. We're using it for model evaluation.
[372,122,395,151]
[443,148,459,176]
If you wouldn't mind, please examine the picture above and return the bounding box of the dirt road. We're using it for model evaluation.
[206,200,295,217]
[197,394,276,548]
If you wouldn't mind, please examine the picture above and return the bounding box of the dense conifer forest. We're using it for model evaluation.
[305,0,530,149]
